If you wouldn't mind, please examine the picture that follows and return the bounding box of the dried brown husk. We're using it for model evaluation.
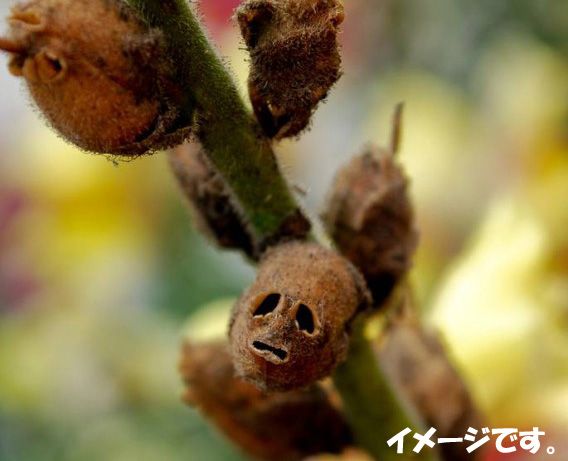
[229,241,371,391]
[180,341,352,461]
[323,145,418,305]
[0,0,192,156]
[236,0,344,139]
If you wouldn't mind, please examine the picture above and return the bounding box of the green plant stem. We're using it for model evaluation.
[334,318,441,461]
[127,0,302,242]
[126,1,436,460]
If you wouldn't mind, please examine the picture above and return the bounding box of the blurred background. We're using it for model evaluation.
[0,0,567,460]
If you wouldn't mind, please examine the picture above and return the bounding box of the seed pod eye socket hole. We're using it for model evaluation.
[295,303,316,335]
[252,293,281,316]
[238,5,274,48]
[36,51,66,82]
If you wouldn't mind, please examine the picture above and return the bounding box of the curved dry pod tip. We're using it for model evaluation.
[323,144,418,305]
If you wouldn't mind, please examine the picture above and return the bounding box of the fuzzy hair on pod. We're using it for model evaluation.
[236,0,344,139]
[0,0,193,156]
[179,341,352,461]
[229,241,371,392]
[169,143,256,259]
[323,145,418,305]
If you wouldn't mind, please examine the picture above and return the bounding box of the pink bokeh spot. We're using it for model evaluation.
[199,0,241,37]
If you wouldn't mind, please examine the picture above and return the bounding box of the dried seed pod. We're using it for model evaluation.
[323,145,418,305]
[378,300,483,461]
[169,143,255,259]
[179,341,352,461]
[0,0,192,155]
[229,241,371,391]
[236,0,344,139]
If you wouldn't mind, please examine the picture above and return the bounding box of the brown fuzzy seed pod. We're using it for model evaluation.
[179,341,352,461]
[169,143,256,259]
[229,241,371,391]
[0,0,192,156]
[323,145,418,305]
[378,300,483,461]
[236,0,344,139]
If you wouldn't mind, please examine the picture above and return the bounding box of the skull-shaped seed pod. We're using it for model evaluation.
[236,0,344,139]
[229,241,371,392]
[179,341,352,461]
[169,143,256,259]
[0,0,193,156]
[323,145,418,305]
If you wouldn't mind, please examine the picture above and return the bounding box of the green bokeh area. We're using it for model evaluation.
[0,202,252,461]
[0,409,245,461]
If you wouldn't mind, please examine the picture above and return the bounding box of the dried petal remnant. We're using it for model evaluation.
[230,241,371,391]
[0,0,192,155]
[237,0,344,139]
[323,145,418,304]
[180,341,352,461]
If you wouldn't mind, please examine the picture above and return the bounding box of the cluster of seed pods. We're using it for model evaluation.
[0,2,465,460]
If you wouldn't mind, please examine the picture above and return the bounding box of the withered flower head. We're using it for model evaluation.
[180,341,352,461]
[323,145,418,304]
[236,0,344,139]
[0,0,192,155]
[229,241,370,391]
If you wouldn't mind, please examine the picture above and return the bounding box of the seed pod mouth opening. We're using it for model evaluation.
[250,340,289,363]
[97,105,194,158]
